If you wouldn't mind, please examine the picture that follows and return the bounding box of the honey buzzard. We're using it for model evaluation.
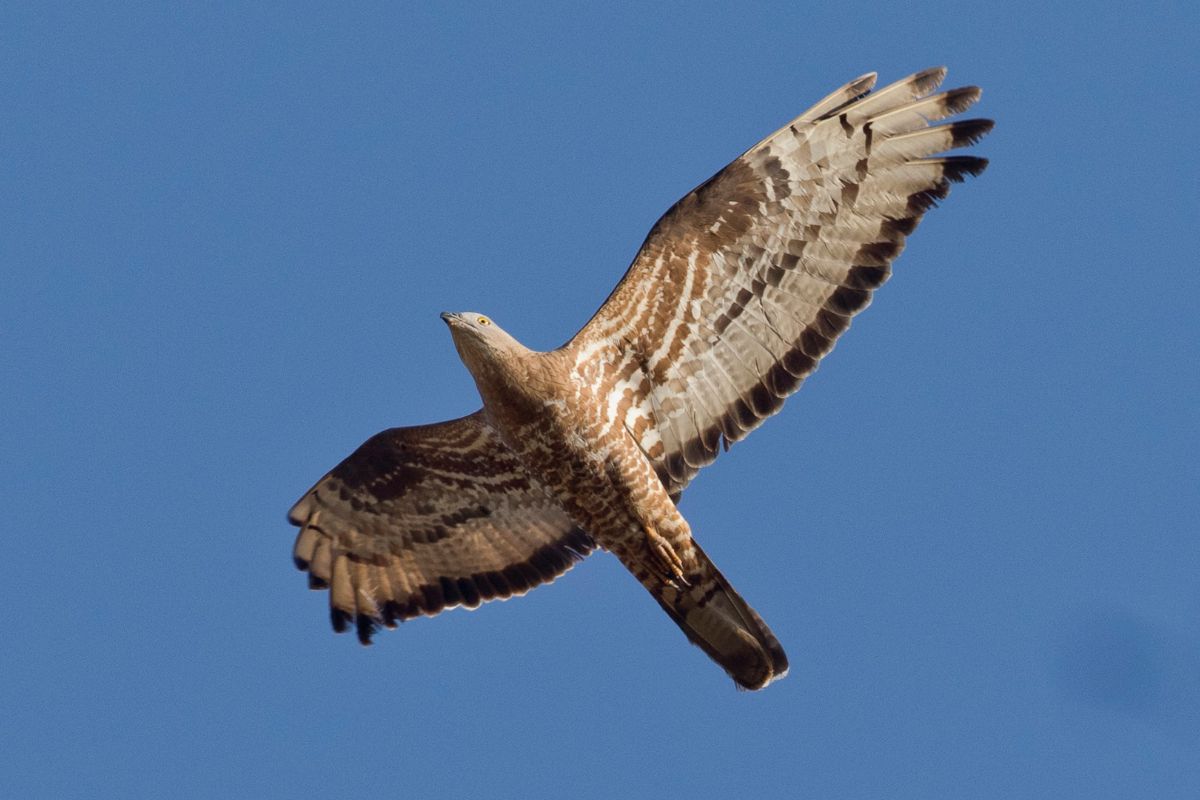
[288,68,991,689]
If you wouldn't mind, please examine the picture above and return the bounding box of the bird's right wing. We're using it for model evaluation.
[288,411,595,643]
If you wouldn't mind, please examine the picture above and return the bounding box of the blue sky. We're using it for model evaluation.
[3,2,1198,798]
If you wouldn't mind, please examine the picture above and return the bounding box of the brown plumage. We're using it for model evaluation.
[287,67,991,689]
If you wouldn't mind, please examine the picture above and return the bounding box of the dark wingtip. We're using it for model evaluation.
[381,600,404,627]
[943,155,990,181]
[847,71,878,102]
[827,285,871,316]
[907,180,953,213]
[944,85,983,113]
[950,118,995,147]
[913,66,948,95]
[457,577,482,609]
[884,216,919,236]
[355,614,378,645]
[330,607,352,633]
[438,576,463,609]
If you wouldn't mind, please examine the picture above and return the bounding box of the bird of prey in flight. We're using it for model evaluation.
[288,67,991,690]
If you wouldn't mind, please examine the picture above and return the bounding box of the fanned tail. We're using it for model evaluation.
[630,539,788,690]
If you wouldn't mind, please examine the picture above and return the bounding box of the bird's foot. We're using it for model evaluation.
[644,524,689,588]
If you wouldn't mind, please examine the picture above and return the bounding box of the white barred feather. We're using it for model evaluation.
[287,68,991,690]
[569,68,991,493]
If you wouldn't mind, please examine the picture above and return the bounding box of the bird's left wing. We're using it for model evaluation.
[288,411,595,643]
[565,68,991,497]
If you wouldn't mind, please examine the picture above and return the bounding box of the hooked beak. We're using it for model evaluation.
[440,311,459,326]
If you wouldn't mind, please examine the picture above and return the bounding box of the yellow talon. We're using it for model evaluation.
[645,523,688,586]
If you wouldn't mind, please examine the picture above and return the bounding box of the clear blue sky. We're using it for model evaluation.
[3,3,1197,798]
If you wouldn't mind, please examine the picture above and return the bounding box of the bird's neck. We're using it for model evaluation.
[464,346,571,427]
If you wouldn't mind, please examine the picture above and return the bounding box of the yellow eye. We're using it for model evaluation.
[477,316,490,326]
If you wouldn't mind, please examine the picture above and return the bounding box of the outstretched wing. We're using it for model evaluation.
[288,411,595,643]
[567,68,991,496]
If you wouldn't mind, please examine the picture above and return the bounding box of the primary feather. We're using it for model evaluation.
[288,68,991,689]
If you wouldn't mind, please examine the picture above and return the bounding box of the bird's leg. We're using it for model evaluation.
[643,523,689,587]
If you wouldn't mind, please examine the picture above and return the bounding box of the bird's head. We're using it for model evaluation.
[440,311,522,376]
